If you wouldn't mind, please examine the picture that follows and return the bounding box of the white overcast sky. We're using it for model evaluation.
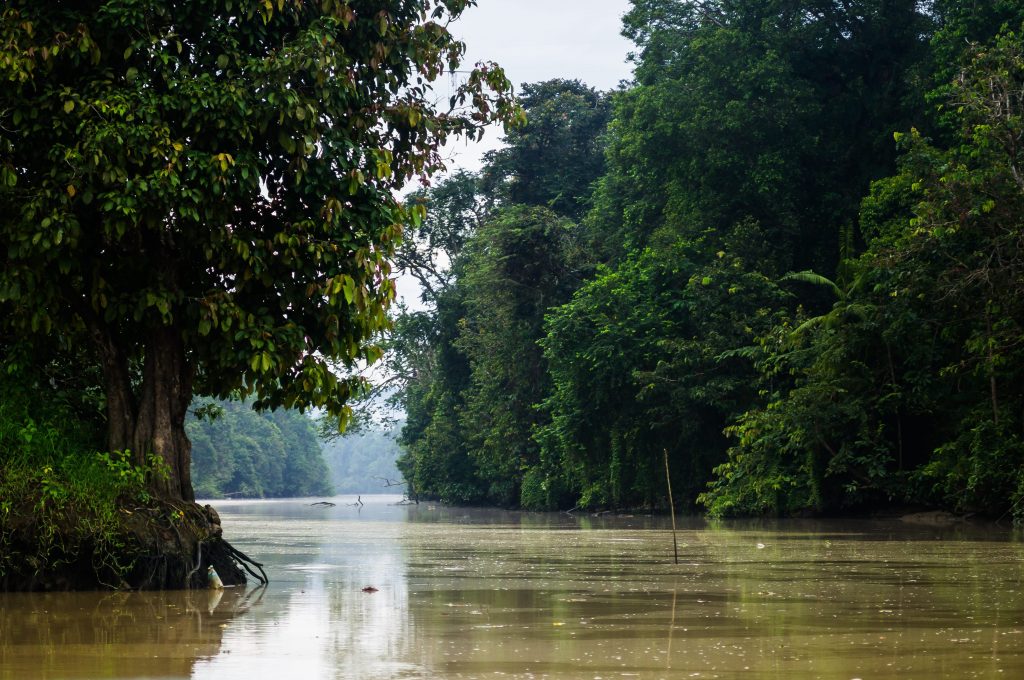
[437,0,636,172]
[394,0,636,309]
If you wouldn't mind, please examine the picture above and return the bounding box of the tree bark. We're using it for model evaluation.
[91,322,196,501]
[132,325,195,501]
[86,319,136,453]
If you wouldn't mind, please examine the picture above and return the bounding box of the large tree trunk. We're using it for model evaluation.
[89,323,136,454]
[92,323,196,501]
[132,326,196,501]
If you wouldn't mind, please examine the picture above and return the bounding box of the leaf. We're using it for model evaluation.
[365,345,384,364]
[341,275,356,304]
[780,270,841,298]
[278,130,295,153]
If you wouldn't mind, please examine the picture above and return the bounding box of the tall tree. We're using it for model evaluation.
[591,0,932,268]
[394,80,612,506]
[0,0,515,500]
[395,170,489,305]
[456,205,585,505]
[482,79,611,219]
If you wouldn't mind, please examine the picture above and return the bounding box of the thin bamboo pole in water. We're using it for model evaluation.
[664,449,678,565]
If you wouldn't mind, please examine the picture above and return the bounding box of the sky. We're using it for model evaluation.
[436,0,636,172]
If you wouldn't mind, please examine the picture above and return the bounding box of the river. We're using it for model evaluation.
[2,495,1024,679]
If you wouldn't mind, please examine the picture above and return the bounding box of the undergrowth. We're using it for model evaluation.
[0,378,167,586]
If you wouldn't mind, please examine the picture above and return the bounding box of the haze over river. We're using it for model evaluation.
[3,496,1024,679]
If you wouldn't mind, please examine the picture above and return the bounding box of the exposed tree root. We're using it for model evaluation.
[223,541,268,586]
[1,501,254,591]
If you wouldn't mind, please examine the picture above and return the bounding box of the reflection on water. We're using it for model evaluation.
[0,586,265,679]
[3,495,1024,679]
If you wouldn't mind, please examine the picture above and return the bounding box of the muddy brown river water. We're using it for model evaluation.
[2,496,1024,679]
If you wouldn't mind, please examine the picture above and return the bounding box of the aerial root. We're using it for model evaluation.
[223,539,269,585]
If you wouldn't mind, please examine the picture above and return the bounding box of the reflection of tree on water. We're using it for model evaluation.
[190,506,418,680]
[0,586,265,679]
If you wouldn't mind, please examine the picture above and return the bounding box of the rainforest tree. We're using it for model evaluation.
[393,80,610,506]
[0,0,515,501]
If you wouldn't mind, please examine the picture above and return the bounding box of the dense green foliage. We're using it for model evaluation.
[0,0,517,500]
[392,1,1024,521]
[394,80,607,505]
[188,400,333,499]
[701,28,1024,520]
[0,340,159,584]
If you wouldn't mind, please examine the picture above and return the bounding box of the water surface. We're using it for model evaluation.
[3,496,1023,678]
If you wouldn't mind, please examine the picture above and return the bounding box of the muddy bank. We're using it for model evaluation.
[0,500,253,592]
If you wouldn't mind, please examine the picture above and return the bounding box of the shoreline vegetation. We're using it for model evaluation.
[0,379,247,591]
[4,1,1024,592]
[389,4,1024,524]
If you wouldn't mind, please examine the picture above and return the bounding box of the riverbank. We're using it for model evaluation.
[0,491,247,591]
[0,380,250,591]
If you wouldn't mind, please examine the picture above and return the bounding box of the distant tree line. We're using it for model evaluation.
[188,400,333,499]
[387,0,1024,520]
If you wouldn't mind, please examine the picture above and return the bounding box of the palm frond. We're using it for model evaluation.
[780,270,841,298]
